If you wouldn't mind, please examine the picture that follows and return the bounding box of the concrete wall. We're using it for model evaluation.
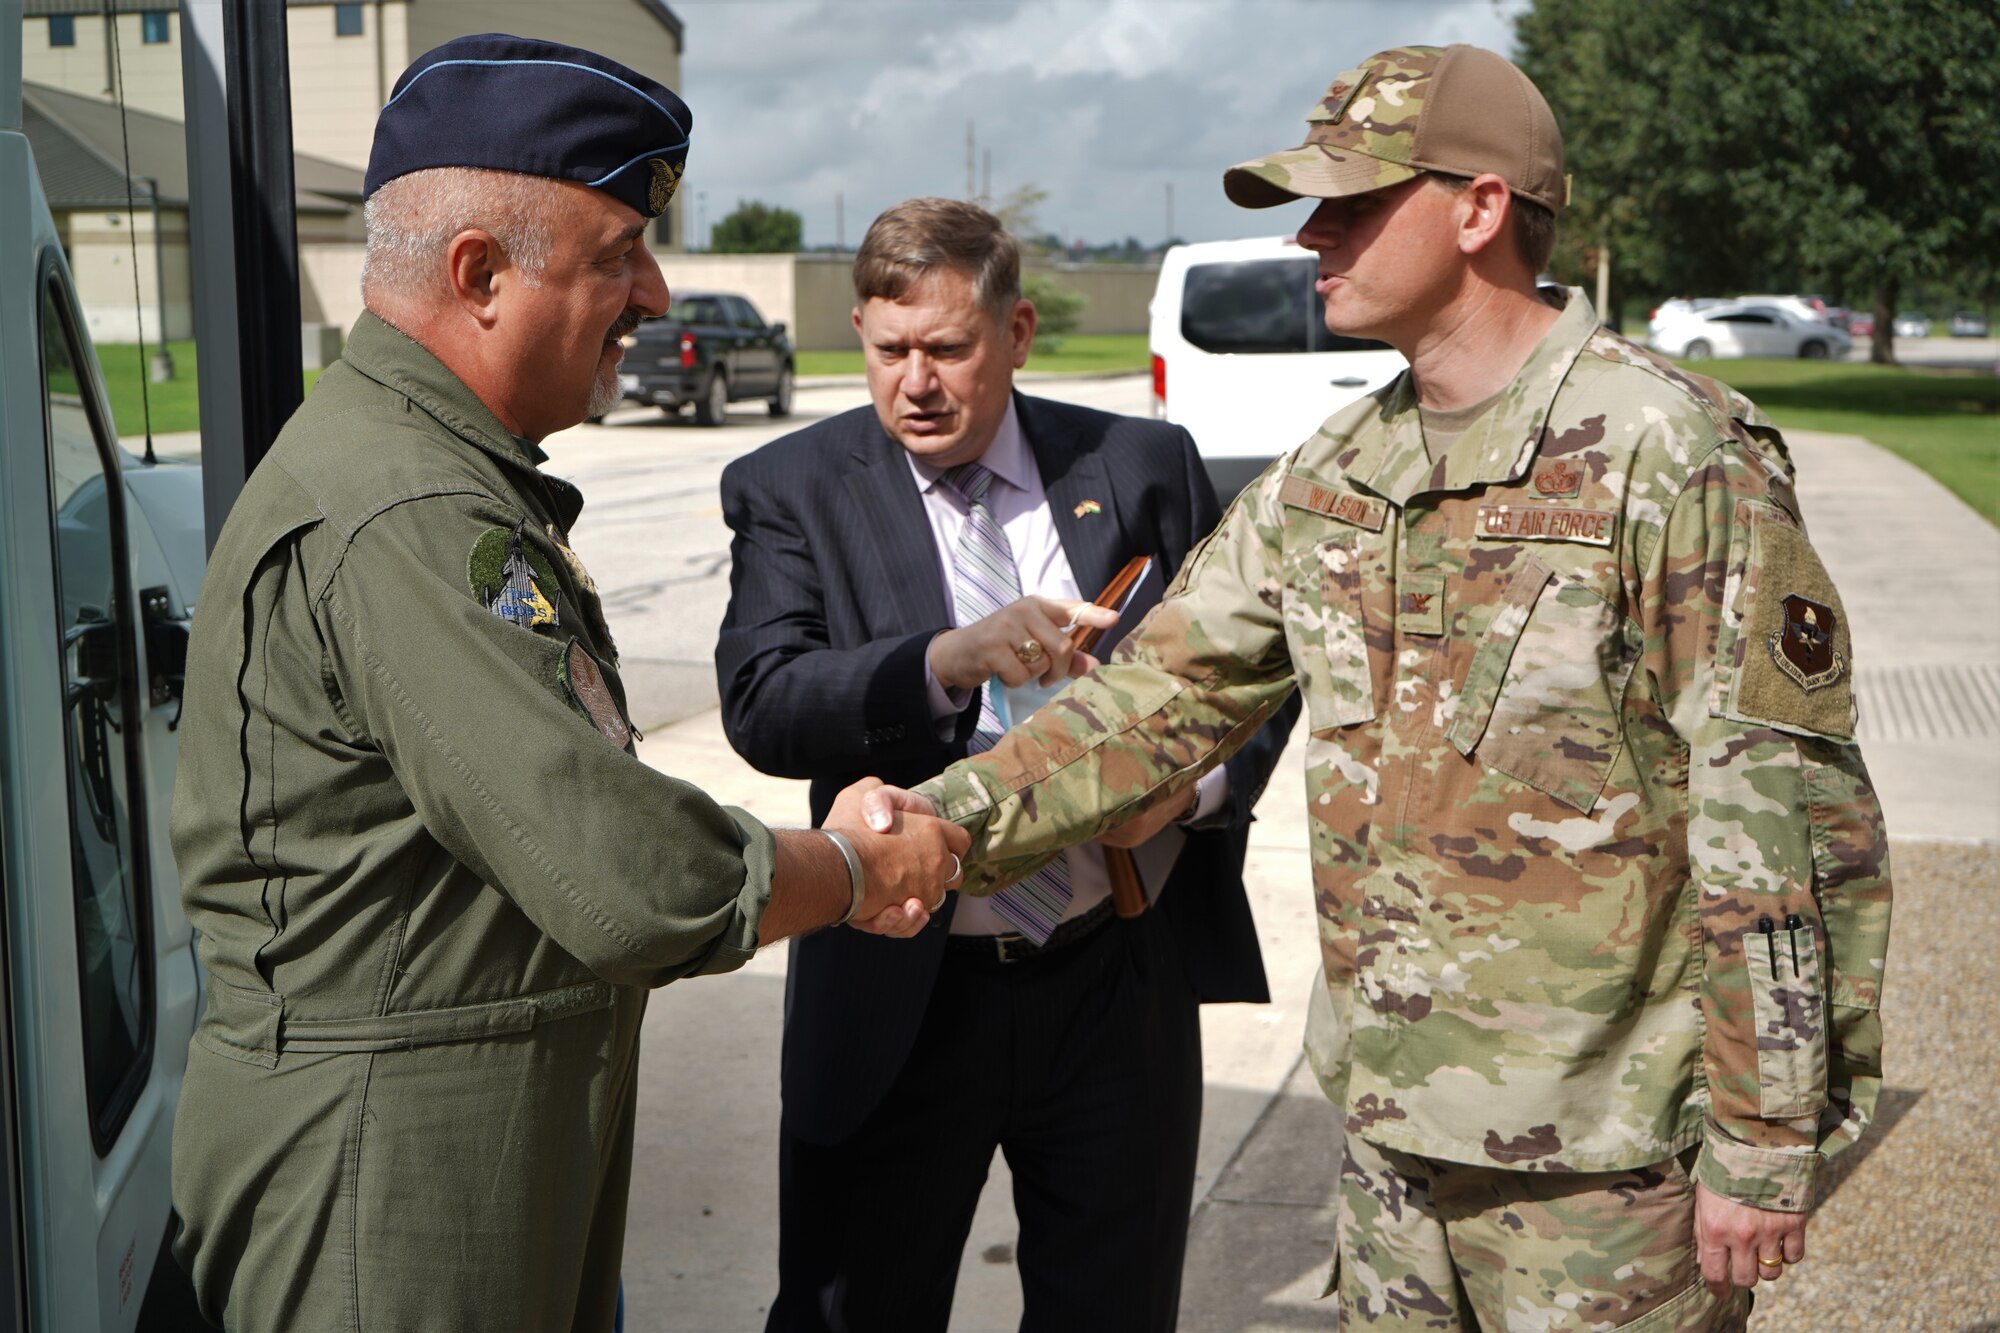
[64,205,192,344]
[657,254,800,336]
[793,255,860,350]
[1023,260,1159,337]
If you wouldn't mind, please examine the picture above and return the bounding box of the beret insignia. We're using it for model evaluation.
[648,158,682,216]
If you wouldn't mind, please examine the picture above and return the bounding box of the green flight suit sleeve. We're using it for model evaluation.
[920,461,1300,894]
[315,493,775,988]
[1643,438,1891,1213]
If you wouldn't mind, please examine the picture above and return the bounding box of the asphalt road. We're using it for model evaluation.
[543,374,1158,732]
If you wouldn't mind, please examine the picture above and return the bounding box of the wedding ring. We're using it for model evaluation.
[1756,1256,1785,1270]
[945,853,962,885]
[1015,638,1045,666]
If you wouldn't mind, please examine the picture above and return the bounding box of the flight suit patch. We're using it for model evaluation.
[470,523,561,631]
[1396,571,1446,636]
[1280,476,1387,532]
[561,638,633,751]
[1476,504,1614,547]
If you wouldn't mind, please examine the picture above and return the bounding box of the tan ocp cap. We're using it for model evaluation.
[1224,44,1567,213]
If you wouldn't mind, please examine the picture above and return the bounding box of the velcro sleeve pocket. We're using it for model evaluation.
[1749,916,1829,1119]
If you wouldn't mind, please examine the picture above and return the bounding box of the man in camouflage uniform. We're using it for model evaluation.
[905,44,1890,1330]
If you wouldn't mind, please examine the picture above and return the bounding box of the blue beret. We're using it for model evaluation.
[364,33,691,219]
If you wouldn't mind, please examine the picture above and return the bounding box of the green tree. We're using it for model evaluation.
[709,200,803,254]
[1514,0,1999,362]
[1022,274,1085,355]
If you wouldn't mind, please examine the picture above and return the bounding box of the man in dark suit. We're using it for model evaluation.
[717,198,1297,1333]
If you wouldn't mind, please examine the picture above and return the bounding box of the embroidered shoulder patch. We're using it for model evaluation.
[1279,476,1387,532]
[561,638,633,751]
[1730,505,1854,739]
[469,522,561,632]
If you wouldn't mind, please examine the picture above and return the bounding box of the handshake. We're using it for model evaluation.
[816,778,964,940]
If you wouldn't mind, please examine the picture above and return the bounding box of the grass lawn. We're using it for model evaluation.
[95,339,323,440]
[798,333,1150,378]
[1687,358,1999,527]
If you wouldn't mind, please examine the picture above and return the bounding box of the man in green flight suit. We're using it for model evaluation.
[896,43,1892,1331]
[169,34,965,1332]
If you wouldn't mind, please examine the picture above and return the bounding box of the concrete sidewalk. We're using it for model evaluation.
[620,428,1998,1330]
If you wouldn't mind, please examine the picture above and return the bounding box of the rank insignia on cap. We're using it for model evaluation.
[1770,594,1844,691]
[1533,461,1583,498]
[471,522,561,633]
[1074,500,1102,518]
[648,157,682,216]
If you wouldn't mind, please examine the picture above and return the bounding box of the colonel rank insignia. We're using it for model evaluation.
[472,522,560,632]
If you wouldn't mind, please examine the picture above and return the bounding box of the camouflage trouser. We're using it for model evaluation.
[1333,1135,1754,1331]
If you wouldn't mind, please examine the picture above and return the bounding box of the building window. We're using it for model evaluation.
[141,11,171,44]
[48,14,76,46]
[334,3,365,37]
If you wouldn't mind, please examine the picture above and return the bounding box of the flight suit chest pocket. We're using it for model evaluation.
[1445,556,1639,811]
[1282,534,1377,730]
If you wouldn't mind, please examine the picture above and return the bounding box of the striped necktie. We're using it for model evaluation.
[941,462,1073,944]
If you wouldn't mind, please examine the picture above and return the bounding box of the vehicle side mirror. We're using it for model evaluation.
[771,321,786,336]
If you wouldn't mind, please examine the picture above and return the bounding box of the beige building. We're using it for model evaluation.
[23,0,686,341]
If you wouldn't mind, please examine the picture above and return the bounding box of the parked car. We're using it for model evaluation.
[617,290,795,425]
[1892,312,1933,338]
[1647,297,1725,341]
[1648,302,1851,361]
[1847,313,1876,339]
[1948,311,1990,337]
[1149,236,1405,501]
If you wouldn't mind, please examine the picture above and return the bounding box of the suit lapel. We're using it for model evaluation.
[844,420,951,635]
[1021,393,1122,600]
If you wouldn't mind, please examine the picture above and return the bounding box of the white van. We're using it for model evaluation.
[4,17,208,1326]
[1149,235,1406,501]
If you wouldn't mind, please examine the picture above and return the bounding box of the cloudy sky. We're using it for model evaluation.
[671,0,1528,251]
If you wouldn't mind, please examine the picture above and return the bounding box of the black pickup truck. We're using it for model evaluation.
[616,290,796,425]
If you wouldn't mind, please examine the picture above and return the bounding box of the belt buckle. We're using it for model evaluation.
[993,933,1035,964]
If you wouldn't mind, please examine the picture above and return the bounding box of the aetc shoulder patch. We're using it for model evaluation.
[561,638,632,750]
[470,522,561,633]
[1730,505,1854,739]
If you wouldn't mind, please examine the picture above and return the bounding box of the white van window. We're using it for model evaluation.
[41,270,155,1153]
[1180,258,1388,355]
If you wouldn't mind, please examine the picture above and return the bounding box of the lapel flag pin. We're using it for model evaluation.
[1074,500,1103,518]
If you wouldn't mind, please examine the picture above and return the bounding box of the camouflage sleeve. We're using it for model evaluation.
[917,461,1301,895]
[1643,439,1891,1213]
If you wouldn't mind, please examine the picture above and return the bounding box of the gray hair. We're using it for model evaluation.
[362,167,578,302]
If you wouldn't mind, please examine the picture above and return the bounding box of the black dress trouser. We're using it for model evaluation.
[766,909,1205,1333]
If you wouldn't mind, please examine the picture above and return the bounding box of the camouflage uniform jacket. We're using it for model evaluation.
[921,291,1890,1212]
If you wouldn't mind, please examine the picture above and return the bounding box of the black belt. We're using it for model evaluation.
[946,896,1117,965]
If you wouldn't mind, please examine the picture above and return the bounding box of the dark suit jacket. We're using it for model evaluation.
[717,392,1298,1145]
